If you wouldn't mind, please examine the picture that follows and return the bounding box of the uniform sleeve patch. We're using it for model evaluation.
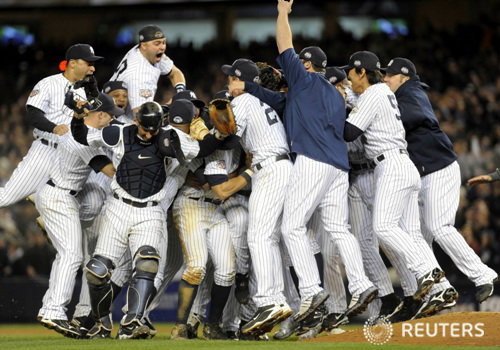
[140,89,153,98]
[29,89,39,97]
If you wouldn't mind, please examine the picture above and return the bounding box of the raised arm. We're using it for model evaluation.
[276,0,294,54]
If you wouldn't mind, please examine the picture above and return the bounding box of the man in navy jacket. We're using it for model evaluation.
[384,58,498,312]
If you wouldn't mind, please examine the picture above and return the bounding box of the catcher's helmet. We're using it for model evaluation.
[137,101,163,131]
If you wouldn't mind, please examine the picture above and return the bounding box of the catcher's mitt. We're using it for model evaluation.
[256,62,287,91]
[209,98,237,136]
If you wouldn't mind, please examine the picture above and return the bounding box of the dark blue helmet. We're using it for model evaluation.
[137,101,163,131]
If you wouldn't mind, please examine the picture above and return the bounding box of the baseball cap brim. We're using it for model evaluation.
[191,99,205,109]
[221,65,234,76]
[107,105,125,117]
[83,55,104,62]
[338,65,352,71]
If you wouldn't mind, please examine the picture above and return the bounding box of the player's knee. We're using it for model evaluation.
[135,245,160,279]
[182,266,205,285]
[86,255,114,286]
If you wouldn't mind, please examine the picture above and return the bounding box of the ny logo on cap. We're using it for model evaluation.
[329,76,338,84]
[89,46,95,54]
[189,91,197,99]
[154,31,163,38]
[304,52,312,59]
[321,60,327,68]
[401,67,409,74]
[388,59,394,66]
[173,116,183,124]
[139,35,144,41]
[376,62,381,69]
[354,60,361,67]
[235,69,241,77]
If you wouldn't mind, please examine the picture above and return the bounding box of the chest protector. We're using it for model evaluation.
[116,125,167,199]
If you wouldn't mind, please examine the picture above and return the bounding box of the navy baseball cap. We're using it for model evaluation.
[103,81,127,94]
[139,25,165,43]
[299,46,327,68]
[65,44,103,62]
[171,90,205,109]
[340,51,381,71]
[169,99,196,125]
[221,58,260,83]
[325,67,347,84]
[92,93,124,117]
[213,89,232,100]
[382,57,416,77]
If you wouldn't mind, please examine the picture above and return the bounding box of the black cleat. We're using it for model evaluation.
[295,304,328,335]
[117,319,150,339]
[241,303,292,335]
[203,323,228,340]
[388,296,423,323]
[273,317,298,340]
[346,286,378,317]
[321,312,349,332]
[379,293,402,319]
[414,268,445,301]
[414,287,459,319]
[294,289,330,323]
[40,318,81,339]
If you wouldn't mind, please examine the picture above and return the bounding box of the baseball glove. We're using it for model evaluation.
[209,98,237,137]
[74,74,99,99]
[190,117,210,141]
[256,61,287,91]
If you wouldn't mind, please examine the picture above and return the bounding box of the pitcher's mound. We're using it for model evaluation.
[306,312,500,346]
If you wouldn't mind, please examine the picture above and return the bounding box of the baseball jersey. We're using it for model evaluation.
[110,45,174,120]
[231,93,289,166]
[50,131,107,192]
[347,83,407,159]
[27,73,87,142]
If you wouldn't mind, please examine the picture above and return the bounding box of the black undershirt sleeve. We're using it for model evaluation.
[343,121,364,142]
[26,105,57,132]
[89,155,112,173]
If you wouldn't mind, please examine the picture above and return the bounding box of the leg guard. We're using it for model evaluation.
[123,246,160,324]
[85,255,115,320]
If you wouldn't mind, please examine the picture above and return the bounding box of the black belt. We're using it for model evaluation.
[350,162,374,171]
[370,149,408,168]
[40,138,58,149]
[188,197,222,205]
[113,193,158,208]
[254,154,289,171]
[47,179,78,196]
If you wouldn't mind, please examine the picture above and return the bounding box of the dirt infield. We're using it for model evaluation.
[307,312,500,346]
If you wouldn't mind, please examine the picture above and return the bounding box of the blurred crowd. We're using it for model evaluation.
[1,17,499,282]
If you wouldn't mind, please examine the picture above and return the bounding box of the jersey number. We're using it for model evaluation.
[387,95,401,120]
[114,59,128,80]
[259,101,278,126]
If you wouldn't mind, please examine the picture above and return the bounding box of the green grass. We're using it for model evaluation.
[0,323,491,350]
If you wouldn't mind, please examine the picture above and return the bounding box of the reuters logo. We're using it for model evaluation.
[363,316,393,345]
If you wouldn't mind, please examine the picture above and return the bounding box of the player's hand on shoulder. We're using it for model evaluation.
[53,124,69,136]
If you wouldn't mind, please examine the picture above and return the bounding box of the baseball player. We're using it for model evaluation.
[36,93,121,338]
[0,44,102,209]
[72,99,226,339]
[110,24,186,123]
[220,57,293,336]
[277,0,377,326]
[341,50,445,303]
[383,57,497,308]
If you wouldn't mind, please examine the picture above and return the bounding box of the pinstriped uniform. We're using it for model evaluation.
[347,140,393,297]
[347,83,434,279]
[110,46,173,123]
[173,152,236,287]
[419,161,498,286]
[0,74,86,207]
[232,92,291,307]
[35,131,106,320]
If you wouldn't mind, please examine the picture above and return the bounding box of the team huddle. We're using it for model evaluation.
[2,0,498,341]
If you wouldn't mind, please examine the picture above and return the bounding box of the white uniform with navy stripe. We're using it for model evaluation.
[232,92,292,307]
[110,45,173,123]
[35,131,106,321]
[347,83,435,280]
[0,74,86,207]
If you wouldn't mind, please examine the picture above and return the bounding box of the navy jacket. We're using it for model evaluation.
[395,75,457,176]
[276,49,349,171]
